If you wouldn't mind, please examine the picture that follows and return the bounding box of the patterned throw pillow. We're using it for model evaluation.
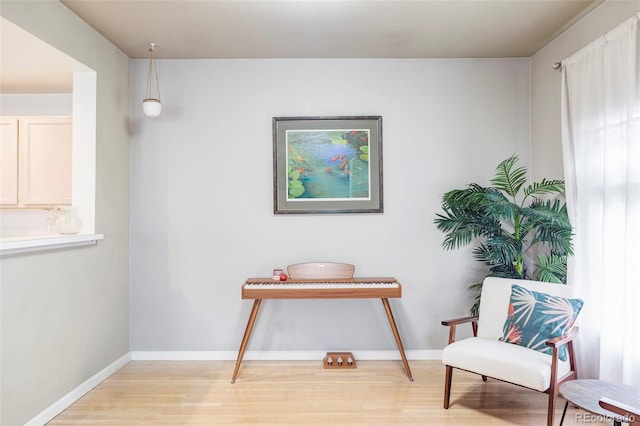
[499,284,583,361]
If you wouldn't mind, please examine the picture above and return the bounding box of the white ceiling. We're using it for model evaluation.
[60,0,601,59]
[0,17,89,93]
[2,0,602,94]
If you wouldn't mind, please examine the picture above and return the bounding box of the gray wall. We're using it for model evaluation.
[531,0,640,181]
[0,2,130,425]
[129,58,531,353]
[3,1,635,423]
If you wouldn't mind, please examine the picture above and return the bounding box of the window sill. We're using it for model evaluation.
[0,233,104,256]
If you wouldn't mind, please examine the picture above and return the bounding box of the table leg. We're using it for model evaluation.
[231,299,262,384]
[381,298,413,381]
[559,400,568,426]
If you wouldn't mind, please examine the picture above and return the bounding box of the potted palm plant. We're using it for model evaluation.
[434,155,573,314]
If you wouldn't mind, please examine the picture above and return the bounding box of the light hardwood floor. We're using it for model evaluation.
[49,360,587,425]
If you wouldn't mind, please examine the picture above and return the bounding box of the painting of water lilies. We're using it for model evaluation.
[273,116,383,214]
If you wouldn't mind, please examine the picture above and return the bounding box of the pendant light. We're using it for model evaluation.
[143,42,161,118]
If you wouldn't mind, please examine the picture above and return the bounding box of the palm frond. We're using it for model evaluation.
[531,226,574,256]
[523,179,565,199]
[434,213,488,250]
[484,236,522,266]
[521,199,573,254]
[522,199,571,228]
[470,294,481,316]
[488,264,523,279]
[490,155,527,198]
[483,188,520,222]
[532,253,567,283]
[472,244,496,264]
[517,201,572,255]
[468,282,483,293]
[435,184,503,250]
[473,242,524,278]
[468,282,483,316]
[440,184,488,211]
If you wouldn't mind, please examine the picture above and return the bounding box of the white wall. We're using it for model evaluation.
[0,93,72,115]
[0,3,130,425]
[531,0,640,181]
[130,58,530,353]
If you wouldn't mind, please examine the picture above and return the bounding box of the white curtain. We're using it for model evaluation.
[561,12,640,386]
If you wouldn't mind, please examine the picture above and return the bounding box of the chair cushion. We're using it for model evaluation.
[476,277,578,340]
[499,284,583,361]
[442,337,571,392]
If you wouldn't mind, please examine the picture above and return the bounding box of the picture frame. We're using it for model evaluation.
[273,116,383,214]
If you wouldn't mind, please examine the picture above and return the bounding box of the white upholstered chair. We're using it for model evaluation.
[441,277,581,426]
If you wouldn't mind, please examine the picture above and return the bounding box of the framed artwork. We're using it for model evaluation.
[273,116,383,214]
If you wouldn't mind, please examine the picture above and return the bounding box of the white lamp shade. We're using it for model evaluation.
[143,98,162,117]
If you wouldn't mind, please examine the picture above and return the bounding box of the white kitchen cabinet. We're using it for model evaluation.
[0,116,72,207]
[0,118,19,205]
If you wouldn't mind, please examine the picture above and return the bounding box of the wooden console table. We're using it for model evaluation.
[231,277,413,383]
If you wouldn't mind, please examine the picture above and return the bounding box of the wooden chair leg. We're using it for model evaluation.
[444,365,453,409]
[547,382,557,426]
[547,347,560,426]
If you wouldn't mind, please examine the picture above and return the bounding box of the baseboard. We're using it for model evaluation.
[130,349,443,361]
[25,352,131,426]
[24,349,442,425]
